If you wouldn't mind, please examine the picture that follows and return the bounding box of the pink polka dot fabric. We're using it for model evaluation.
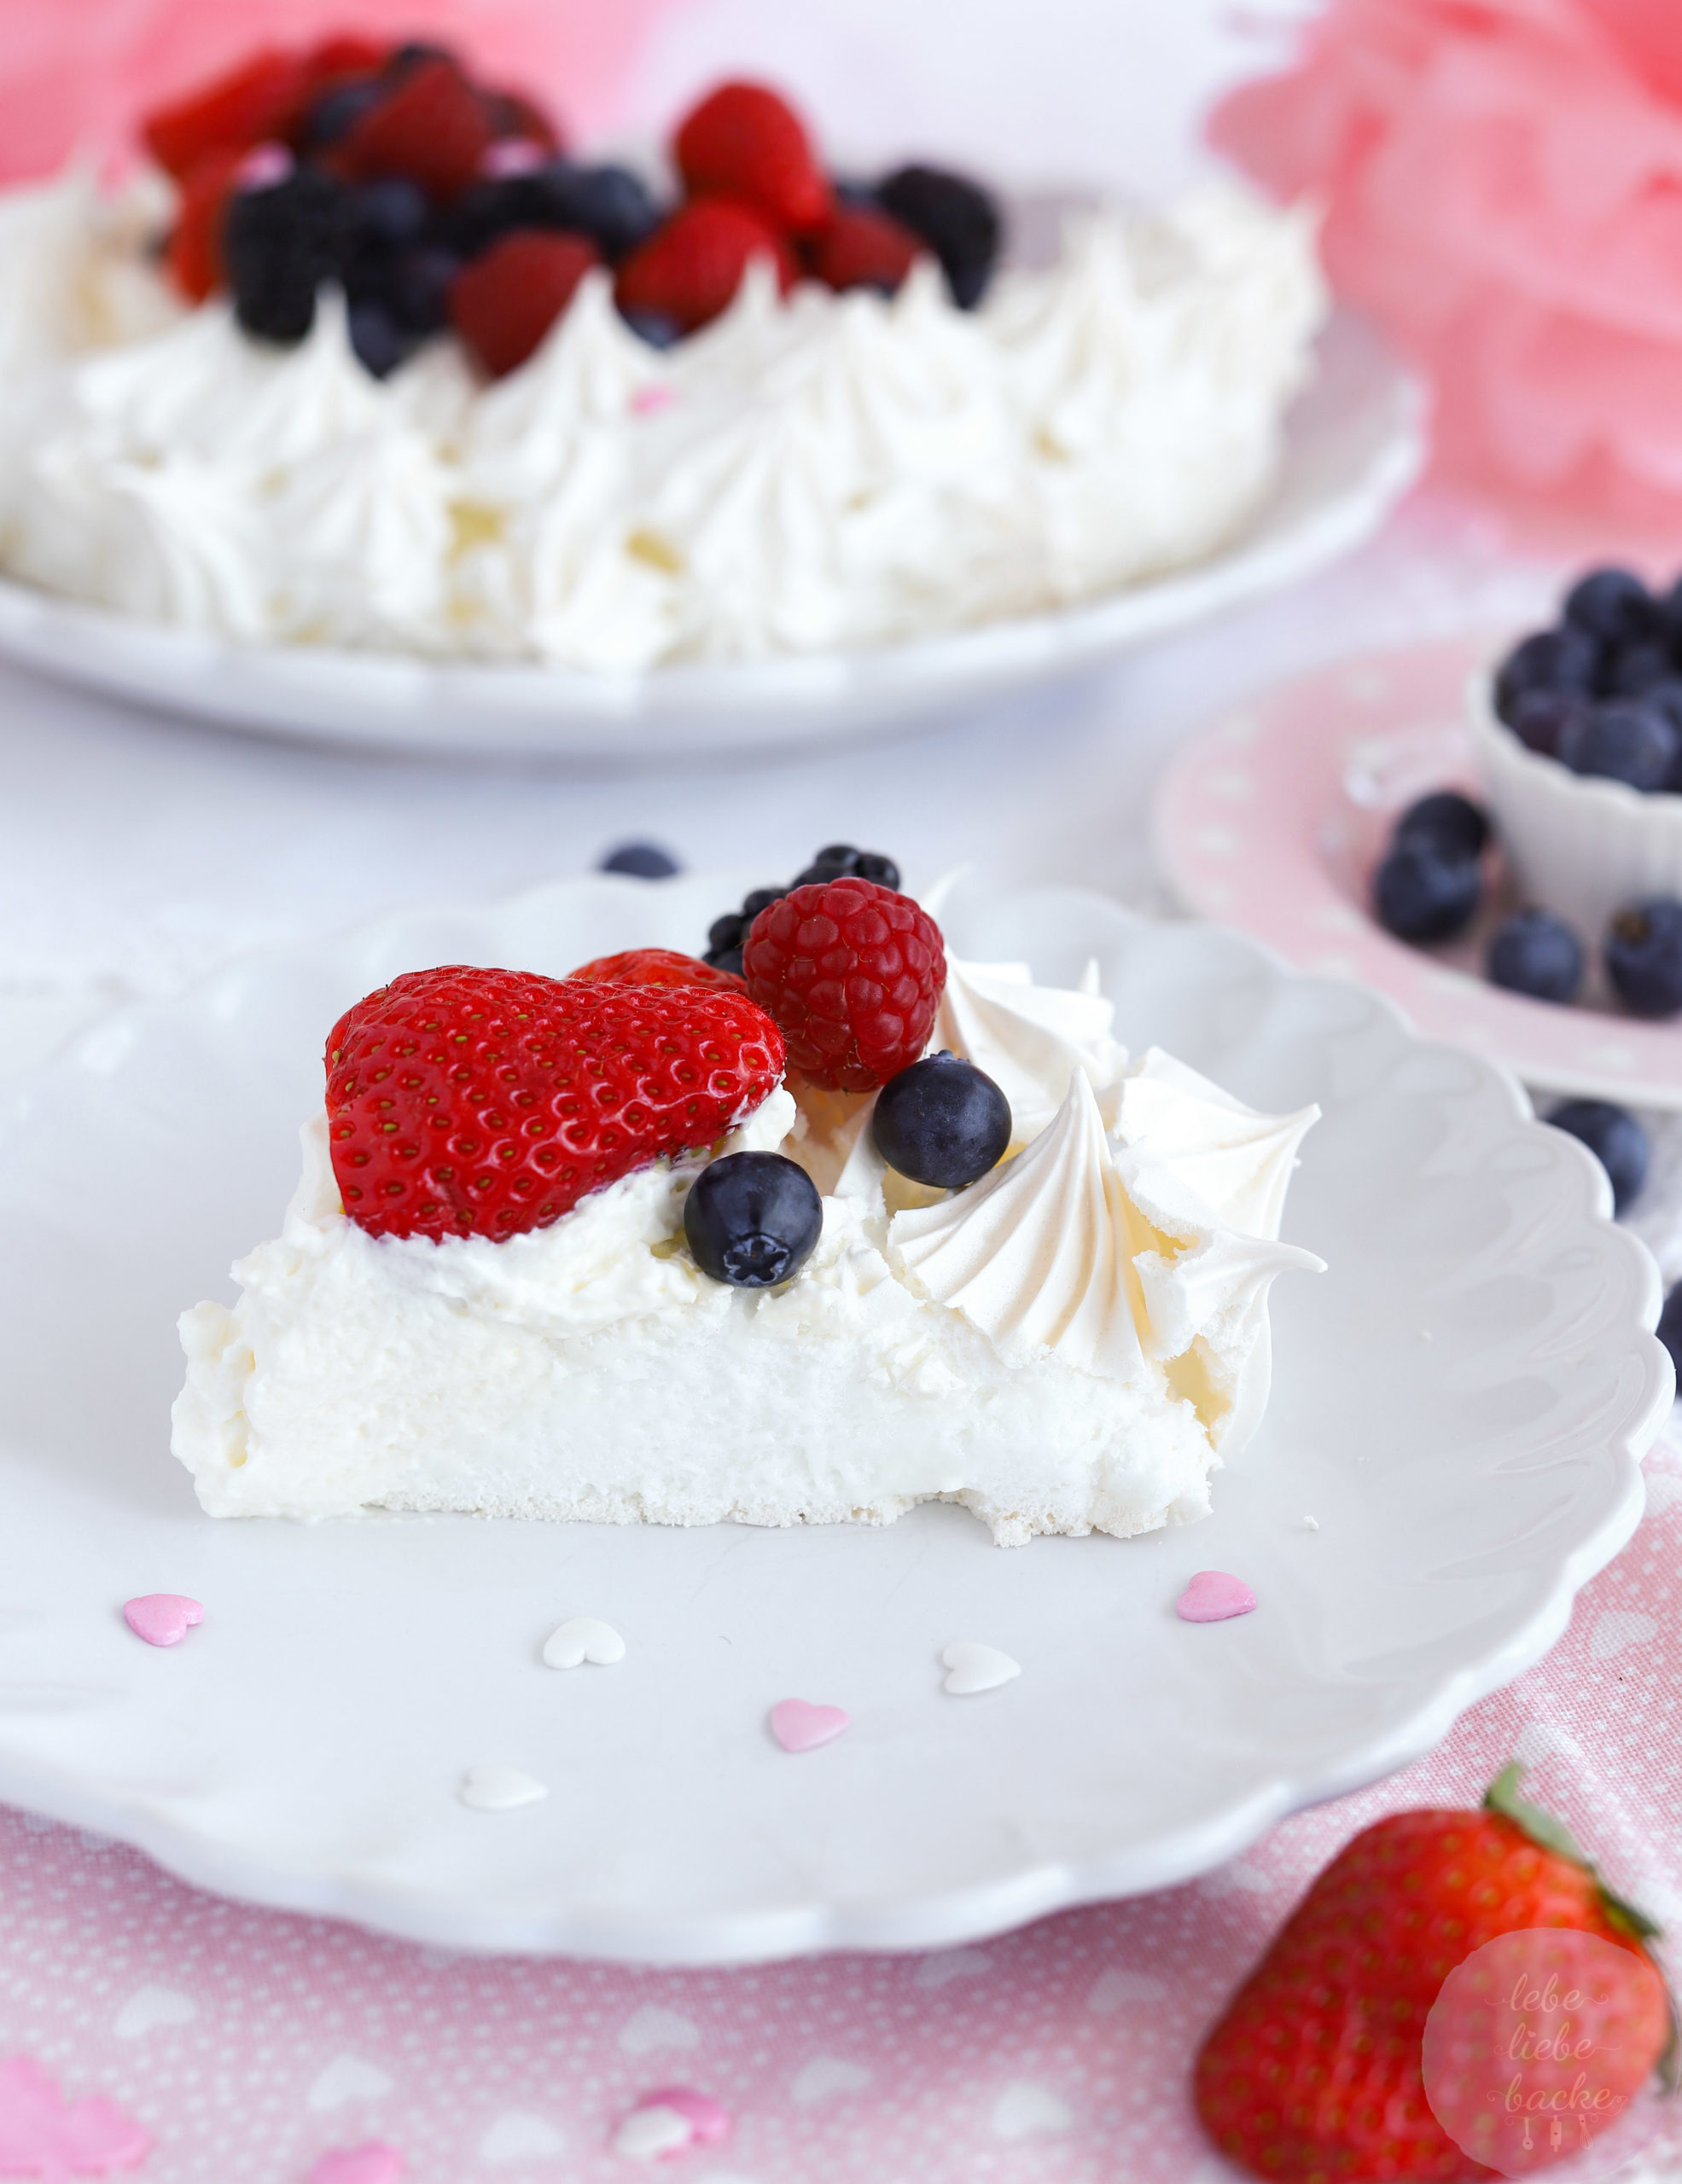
[3,1440,1679,2183]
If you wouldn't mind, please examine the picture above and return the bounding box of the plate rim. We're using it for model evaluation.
[0,310,1426,762]
[0,874,1667,1963]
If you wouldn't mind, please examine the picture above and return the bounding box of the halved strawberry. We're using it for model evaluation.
[325,965,785,1240]
[164,148,245,302]
[449,230,601,379]
[616,199,797,336]
[143,49,311,181]
[673,81,829,235]
[569,948,747,994]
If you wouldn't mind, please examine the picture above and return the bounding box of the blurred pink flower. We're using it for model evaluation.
[0,0,677,185]
[1211,0,1682,521]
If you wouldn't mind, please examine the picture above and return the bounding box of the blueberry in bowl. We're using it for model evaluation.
[1485,910,1584,1004]
[1545,1098,1650,1216]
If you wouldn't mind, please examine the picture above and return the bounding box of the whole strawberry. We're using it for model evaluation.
[742,878,945,1092]
[326,965,783,1241]
[1195,1766,1673,2181]
[568,947,746,994]
[672,80,830,235]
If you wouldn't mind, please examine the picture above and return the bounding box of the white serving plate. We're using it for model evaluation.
[0,874,1665,1963]
[0,311,1422,761]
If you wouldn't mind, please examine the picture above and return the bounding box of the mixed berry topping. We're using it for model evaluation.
[701,844,901,977]
[324,963,783,1240]
[683,1151,824,1287]
[742,876,946,1092]
[142,44,1002,379]
[871,1052,1011,1189]
[1493,565,1682,790]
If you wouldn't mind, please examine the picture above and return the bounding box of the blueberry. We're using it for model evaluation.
[347,296,413,379]
[707,912,747,953]
[876,166,1000,308]
[538,163,663,261]
[383,246,458,334]
[1642,678,1682,735]
[598,841,679,879]
[1659,575,1682,659]
[620,307,681,350]
[1606,897,1682,1017]
[224,171,354,345]
[1546,1098,1650,1215]
[351,177,429,249]
[1485,911,1584,1003]
[1373,844,1481,944]
[872,1052,1011,1189]
[1557,700,1679,793]
[1563,566,1658,648]
[1393,790,1489,862]
[1657,1284,1682,1379]
[833,177,882,211]
[684,1151,823,1287]
[1609,640,1673,696]
[1493,627,1601,720]
[301,78,382,148]
[1507,688,1591,758]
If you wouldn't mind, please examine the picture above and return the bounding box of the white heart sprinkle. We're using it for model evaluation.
[459,1764,548,1811]
[941,1641,1021,1696]
[991,2082,1072,2140]
[613,2106,692,2160]
[113,1984,196,2040]
[542,1616,626,1669]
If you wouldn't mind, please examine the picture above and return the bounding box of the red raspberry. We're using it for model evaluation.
[742,879,945,1092]
[449,230,601,379]
[615,199,797,336]
[809,204,921,295]
[326,965,785,1243]
[164,148,244,303]
[568,948,748,995]
[336,55,493,200]
[143,49,310,182]
[484,88,564,154]
[673,81,830,235]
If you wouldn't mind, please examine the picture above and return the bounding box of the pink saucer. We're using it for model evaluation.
[1155,636,1682,1111]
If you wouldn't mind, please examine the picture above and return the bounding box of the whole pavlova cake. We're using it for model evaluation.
[172,863,1322,1546]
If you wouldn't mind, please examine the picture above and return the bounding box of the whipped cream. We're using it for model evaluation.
[173,956,1322,1545]
[0,173,1325,667]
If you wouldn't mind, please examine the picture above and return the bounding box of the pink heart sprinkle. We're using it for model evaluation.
[1175,1571,1257,1623]
[769,1699,849,1753]
[0,2056,150,2175]
[641,2088,731,2146]
[308,2144,404,2184]
[122,1595,203,1648]
[631,384,676,416]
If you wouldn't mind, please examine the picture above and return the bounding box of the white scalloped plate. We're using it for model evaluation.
[0,311,1422,760]
[0,874,1666,1962]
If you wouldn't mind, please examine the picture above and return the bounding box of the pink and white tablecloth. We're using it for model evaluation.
[4,1433,1679,2184]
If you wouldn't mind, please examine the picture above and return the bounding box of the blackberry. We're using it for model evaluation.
[224,171,354,345]
[702,886,786,973]
[791,844,901,890]
[876,166,1000,308]
[446,162,662,265]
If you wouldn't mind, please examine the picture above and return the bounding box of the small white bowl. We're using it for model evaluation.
[1467,666,1682,943]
